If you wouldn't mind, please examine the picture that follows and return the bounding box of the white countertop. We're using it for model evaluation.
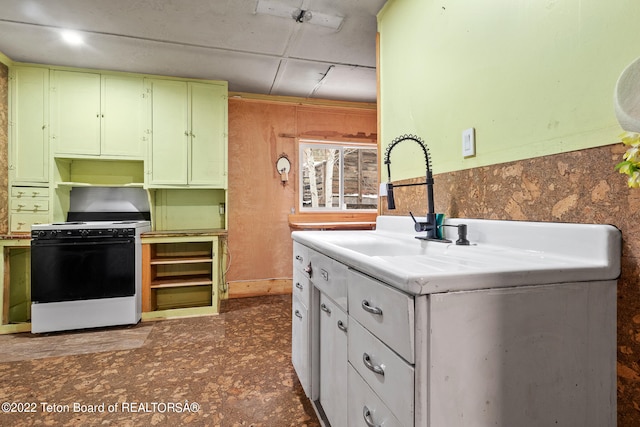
[291,216,621,295]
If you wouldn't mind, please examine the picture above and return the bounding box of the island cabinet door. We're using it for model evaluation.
[427,283,616,427]
[318,293,348,427]
[291,294,311,397]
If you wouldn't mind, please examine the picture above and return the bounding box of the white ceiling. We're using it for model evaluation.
[0,0,385,102]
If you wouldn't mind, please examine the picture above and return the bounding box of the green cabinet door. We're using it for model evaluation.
[189,83,227,187]
[101,74,145,157]
[50,70,101,155]
[148,79,189,185]
[9,66,49,183]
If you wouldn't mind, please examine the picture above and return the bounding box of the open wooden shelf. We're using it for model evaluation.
[142,236,220,315]
[150,256,214,265]
[150,275,213,289]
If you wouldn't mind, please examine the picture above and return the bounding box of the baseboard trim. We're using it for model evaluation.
[227,278,292,299]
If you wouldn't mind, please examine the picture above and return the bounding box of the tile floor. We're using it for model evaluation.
[0,295,320,426]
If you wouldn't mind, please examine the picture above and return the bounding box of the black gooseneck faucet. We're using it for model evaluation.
[384,134,469,245]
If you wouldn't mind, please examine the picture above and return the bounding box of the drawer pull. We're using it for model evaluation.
[337,320,347,332]
[320,303,331,314]
[363,406,381,427]
[295,282,303,290]
[361,300,383,316]
[294,310,303,319]
[320,269,329,281]
[363,353,385,376]
[295,255,303,261]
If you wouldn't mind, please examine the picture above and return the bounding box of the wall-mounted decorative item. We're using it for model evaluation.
[615,56,640,133]
[614,57,640,187]
[276,154,291,186]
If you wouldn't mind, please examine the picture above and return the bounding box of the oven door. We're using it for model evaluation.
[31,237,135,303]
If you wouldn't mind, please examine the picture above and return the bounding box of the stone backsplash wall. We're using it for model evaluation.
[381,143,640,426]
[0,63,8,235]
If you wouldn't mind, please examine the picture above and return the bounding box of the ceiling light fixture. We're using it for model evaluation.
[256,0,344,30]
[292,9,312,23]
[61,30,84,46]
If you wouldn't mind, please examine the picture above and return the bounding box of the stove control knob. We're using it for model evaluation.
[50,230,58,237]
[38,230,46,238]
[80,229,90,237]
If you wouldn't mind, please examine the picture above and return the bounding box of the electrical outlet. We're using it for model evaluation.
[462,128,475,158]
[379,182,388,197]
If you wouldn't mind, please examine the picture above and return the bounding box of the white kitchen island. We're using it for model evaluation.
[291,216,620,427]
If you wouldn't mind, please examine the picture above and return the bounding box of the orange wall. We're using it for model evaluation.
[227,97,376,288]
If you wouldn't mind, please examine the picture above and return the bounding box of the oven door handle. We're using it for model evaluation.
[32,238,134,246]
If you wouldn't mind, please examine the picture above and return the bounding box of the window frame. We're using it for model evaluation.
[298,139,378,213]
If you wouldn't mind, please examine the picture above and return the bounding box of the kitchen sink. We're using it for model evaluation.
[291,216,621,295]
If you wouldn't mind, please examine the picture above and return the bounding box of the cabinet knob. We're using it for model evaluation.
[295,282,303,290]
[294,310,303,319]
[320,303,331,314]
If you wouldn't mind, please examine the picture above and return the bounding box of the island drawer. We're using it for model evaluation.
[292,268,311,308]
[293,242,311,277]
[348,364,404,427]
[309,250,347,311]
[349,318,414,427]
[348,268,415,364]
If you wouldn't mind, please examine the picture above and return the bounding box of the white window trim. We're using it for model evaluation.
[298,139,378,213]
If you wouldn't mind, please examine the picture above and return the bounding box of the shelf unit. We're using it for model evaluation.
[141,234,220,319]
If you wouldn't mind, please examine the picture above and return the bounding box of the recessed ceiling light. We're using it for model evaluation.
[61,30,84,46]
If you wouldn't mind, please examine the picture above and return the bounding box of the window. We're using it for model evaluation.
[299,141,378,211]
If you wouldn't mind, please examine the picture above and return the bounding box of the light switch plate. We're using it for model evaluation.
[462,128,475,157]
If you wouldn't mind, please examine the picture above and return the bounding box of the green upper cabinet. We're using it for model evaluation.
[189,82,227,186]
[50,70,144,158]
[101,74,146,157]
[147,79,227,188]
[147,79,189,185]
[9,66,49,184]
